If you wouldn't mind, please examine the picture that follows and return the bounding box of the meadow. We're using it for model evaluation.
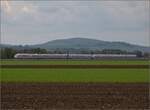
[0,59,149,83]
[1,59,149,65]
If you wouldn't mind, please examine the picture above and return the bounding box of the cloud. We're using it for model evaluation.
[1,1,149,46]
[1,0,11,14]
[1,1,37,17]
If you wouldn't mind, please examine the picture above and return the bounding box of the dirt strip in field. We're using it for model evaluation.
[1,83,149,109]
[1,64,149,69]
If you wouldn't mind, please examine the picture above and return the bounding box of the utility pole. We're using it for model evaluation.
[67,50,69,60]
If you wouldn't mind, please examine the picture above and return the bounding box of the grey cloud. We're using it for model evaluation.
[1,1,149,46]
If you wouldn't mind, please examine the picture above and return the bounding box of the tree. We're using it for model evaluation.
[0,48,17,59]
[32,48,47,54]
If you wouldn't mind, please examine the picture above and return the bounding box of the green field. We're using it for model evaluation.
[0,59,149,83]
[1,59,149,65]
[1,69,149,83]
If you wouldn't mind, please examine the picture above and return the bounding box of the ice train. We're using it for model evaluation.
[14,53,137,59]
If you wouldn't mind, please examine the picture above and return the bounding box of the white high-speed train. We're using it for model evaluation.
[14,53,137,59]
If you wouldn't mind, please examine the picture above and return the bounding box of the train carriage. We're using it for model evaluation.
[14,53,137,59]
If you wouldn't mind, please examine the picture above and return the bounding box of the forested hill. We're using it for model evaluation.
[32,38,149,52]
[1,38,150,52]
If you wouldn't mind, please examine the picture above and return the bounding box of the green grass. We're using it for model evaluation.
[1,59,149,83]
[0,59,149,65]
[1,69,149,83]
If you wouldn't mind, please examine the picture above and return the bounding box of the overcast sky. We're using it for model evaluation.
[1,1,149,46]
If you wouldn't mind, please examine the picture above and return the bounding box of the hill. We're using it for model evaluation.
[33,38,149,52]
[1,38,149,52]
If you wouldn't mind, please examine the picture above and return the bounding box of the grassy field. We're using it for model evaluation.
[1,69,149,82]
[1,59,149,83]
[1,59,149,65]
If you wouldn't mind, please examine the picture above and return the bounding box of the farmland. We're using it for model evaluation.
[1,69,149,82]
[2,82,149,109]
[1,59,149,65]
[1,59,149,83]
[0,59,149,109]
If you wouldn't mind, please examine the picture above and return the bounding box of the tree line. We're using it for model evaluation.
[0,48,47,59]
[0,47,149,59]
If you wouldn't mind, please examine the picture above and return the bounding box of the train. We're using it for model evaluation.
[14,53,137,59]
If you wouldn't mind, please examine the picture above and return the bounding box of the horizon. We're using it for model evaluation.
[1,1,149,46]
[1,37,149,47]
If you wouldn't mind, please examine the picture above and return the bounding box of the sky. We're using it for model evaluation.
[1,0,149,46]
